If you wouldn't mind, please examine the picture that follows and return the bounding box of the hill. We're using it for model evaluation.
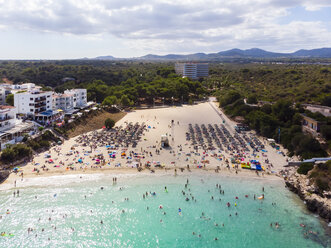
[90,48,331,61]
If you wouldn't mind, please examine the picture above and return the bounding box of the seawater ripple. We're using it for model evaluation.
[0,174,330,248]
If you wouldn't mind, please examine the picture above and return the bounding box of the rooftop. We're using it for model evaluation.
[0,105,15,110]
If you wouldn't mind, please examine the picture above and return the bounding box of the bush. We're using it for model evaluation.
[247,94,257,104]
[315,178,329,191]
[297,162,314,175]
[320,125,331,140]
[0,144,32,163]
[317,161,331,175]
[39,140,50,148]
[105,118,115,129]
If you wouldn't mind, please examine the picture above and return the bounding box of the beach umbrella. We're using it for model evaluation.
[78,159,83,163]
[49,159,54,163]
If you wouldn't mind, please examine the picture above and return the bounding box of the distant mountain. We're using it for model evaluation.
[292,48,331,58]
[217,48,288,58]
[93,55,117,60]
[87,48,331,61]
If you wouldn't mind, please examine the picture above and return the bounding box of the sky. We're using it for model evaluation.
[0,0,330,59]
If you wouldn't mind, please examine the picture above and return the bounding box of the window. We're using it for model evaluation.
[47,101,50,103]
[30,109,33,112]
[30,98,33,100]
[47,95,50,98]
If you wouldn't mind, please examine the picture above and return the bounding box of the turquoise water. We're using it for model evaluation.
[0,174,330,248]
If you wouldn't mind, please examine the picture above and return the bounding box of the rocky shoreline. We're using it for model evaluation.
[284,172,331,222]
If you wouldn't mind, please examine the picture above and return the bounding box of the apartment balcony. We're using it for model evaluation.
[35,97,46,102]
[35,108,47,114]
[35,102,46,108]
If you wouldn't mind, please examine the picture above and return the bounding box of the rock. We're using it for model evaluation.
[0,170,10,184]
[285,173,331,222]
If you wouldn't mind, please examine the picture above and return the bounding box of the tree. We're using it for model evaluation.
[320,125,331,140]
[120,94,133,107]
[321,95,331,107]
[297,162,314,175]
[6,94,14,106]
[105,118,115,129]
[272,100,294,124]
[247,94,258,104]
[102,96,118,106]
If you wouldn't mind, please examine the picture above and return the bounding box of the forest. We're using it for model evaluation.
[206,63,331,104]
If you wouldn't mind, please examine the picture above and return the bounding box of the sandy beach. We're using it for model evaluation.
[2,100,290,188]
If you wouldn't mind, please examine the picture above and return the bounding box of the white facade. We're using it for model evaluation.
[14,90,52,117]
[53,93,74,111]
[0,85,13,105]
[0,106,17,132]
[64,89,87,108]
[0,106,35,150]
[0,83,41,105]
[175,63,209,80]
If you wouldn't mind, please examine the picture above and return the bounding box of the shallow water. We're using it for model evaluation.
[0,174,330,248]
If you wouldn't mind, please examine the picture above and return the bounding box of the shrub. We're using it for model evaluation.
[0,144,32,163]
[297,162,314,175]
[39,140,50,148]
[315,178,329,191]
[105,118,115,129]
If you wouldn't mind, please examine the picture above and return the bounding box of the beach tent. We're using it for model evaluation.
[78,159,83,163]
[256,164,262,171]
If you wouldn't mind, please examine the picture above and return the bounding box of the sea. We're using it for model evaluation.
[0,173,330,248]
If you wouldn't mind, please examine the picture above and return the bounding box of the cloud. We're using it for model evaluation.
[0,0,330,54]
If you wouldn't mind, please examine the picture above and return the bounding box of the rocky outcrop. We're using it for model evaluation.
[285,173,331,222]
[0,170,10,184]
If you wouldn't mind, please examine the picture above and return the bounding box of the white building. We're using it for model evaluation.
[0,83,41,105]
[64,89,87,108]
[0,106,35,150]
[175,63,209,80]
[0,106,17,132]
[14,90,52,117]
[11,83,41,92]
[52,93,74,111]
[0,85,12,105]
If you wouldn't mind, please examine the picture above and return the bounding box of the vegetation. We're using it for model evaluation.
[55,109,126,138]
[297,163,314,175]
[0,61,206,105]
[0,144,32,164]
[308,161,331,192]
[207,63,331,104]
[105,118,115,129]
[217,91,327,159]
[0,130,60,164]
[5,94,14,106]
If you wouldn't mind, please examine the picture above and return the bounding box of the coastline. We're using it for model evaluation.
[1,167,282,190]
[285,172,331,222]
[2,101,330,227]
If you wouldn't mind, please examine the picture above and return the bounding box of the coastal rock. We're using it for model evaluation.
[285,173,331,222]
[0,170,10,184]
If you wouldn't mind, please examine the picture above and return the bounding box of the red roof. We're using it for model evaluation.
[0,105,15,110]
